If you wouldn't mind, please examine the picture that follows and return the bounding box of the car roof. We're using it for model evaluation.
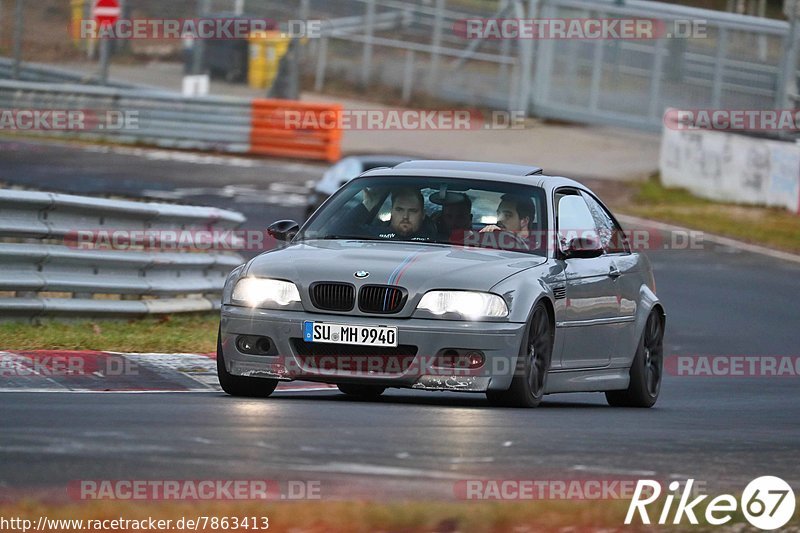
[359,160,591,194]
[347,155,412,167]
[394,160,543,176]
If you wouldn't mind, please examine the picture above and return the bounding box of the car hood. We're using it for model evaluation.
[245,240,546,297]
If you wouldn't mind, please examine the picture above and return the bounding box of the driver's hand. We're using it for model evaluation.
[480,225,502,233]
[362,187,382,211]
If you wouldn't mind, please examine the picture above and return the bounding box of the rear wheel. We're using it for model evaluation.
[487,304,553,408]
[337,384,386,399]
[217,331,278,398]
[606,311,664,408]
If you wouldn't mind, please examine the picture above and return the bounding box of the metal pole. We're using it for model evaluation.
[402,49,415,103]
[298,0,310,63]
[427,0,445,94]
[99,36,110,84]
[12,0,23,80]
[711,28,728,108]
[517,0,539,116]
[234,0,245,15]
[361,0,376,87]
[314,37,328,92]
[192,0,211,75]
[778,0,800,110]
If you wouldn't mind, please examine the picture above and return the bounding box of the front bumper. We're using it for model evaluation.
[220,305,526,392]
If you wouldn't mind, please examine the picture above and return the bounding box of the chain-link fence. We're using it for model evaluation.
[9,0,799,133]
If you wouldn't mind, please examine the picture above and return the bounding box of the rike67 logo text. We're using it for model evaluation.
[626,476,795,530]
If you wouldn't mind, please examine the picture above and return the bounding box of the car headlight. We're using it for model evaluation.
[416,291,508,319]
[232,278,301,308]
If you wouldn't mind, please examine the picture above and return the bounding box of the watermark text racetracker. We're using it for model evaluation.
[454,18,708,40]
[456,478,663,500]
[68,479,320,501]
[665,108,800,132]
[79,18,322,40]
[65,228,706,253]
[666,355,800,377]
[284,109,527,131]
[0,353,137,378]
[0,109,138,132]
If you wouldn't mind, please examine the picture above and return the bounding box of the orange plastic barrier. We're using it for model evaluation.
[249,99,343,163]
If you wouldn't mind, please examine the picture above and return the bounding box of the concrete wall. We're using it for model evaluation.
[660,127,800,213]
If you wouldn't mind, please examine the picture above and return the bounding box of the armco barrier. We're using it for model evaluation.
[0,189,246,320]
[0,79,343,162]
[250,99,343,162]
[0,58,139,88]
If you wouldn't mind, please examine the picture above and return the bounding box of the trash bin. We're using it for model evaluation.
[71,0,84,44]
[182,13,273,82]
[248,30,291,90]
[207,39,250,82]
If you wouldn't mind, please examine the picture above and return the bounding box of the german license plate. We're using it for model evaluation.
[303,322,398,348]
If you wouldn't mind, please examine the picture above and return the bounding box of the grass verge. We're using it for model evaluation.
[0,313,219,353]
[2,499,797,532]
[619,176,800,254]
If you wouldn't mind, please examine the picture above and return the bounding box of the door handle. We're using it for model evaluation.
[608,265,621,279]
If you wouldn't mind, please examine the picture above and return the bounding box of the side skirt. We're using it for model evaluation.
[544,367,630,394]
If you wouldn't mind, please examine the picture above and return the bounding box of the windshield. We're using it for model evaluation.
[298,176,548,256]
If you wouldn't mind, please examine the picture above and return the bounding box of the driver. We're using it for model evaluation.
[387,188,425,238]
[358,187,433,241]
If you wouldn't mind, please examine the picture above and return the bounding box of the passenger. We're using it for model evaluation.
[437,194,473,238]
[479,194,535,249]
[481,194,534,238]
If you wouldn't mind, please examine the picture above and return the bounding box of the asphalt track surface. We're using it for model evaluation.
[1,139,799,499]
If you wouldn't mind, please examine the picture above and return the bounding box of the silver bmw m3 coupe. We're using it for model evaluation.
[218,161,665,408]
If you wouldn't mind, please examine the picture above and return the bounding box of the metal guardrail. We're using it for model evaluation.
[0,79,253,153]
[0,189,245,320]
[0,79,343,161]
[0,58,142,89]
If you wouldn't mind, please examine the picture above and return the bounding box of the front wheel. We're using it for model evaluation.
[606,311,664,408]
[217,331,279,398]
[487,303,553,408]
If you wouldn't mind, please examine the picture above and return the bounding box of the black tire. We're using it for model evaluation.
[606,311,664,408]
[486,303,553,408]
[217,331,278,398]
[337,383,386,399]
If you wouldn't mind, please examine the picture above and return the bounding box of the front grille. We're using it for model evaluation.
[309,282,355,312]
[358,285,407,314]
[291,340,418,374]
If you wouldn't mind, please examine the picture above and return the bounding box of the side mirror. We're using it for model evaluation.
[268,220,300,242]
[562,237,604,259]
